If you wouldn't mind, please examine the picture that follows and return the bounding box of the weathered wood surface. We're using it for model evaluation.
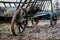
[0,16,12,22]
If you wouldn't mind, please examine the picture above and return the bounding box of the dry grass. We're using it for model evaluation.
[0,20,60,40]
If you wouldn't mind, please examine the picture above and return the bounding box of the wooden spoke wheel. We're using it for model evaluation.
[11,9,27,36]
[50,14,57,26]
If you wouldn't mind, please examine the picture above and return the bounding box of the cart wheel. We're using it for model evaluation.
[11,9,27,36]
[50,14,57,26]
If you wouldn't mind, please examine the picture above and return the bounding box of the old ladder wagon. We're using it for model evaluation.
[11,0,57,36]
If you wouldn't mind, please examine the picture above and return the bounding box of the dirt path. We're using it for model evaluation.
[0,20,60,40]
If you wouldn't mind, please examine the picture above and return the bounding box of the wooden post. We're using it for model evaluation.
[50,0,53,20]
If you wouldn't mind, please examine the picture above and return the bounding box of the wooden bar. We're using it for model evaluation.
[4,3,7,8]
[9,3,11,7]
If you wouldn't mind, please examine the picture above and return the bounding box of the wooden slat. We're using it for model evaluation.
[38,0,51,1]
[0,0,52,9]
[0,1,19,3]
[25,0,32,9]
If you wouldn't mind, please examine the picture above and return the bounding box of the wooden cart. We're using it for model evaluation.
[10,0,57,36]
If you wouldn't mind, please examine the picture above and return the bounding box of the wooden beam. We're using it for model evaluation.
[0,1,19,3]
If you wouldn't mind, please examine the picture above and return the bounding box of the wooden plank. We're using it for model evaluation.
[0,1,19,3]
[0,16,12,22]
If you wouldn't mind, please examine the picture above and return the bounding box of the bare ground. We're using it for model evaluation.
[0,20,60,40]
